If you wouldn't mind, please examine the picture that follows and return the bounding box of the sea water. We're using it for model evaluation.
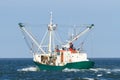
[0,58,120,80]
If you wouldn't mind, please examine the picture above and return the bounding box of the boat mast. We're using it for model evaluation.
[48,12,56,53]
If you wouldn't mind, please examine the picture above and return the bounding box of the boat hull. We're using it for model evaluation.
[66,61,94,69]
[34,61,94,70]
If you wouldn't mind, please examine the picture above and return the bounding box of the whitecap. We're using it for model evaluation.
[90,68,113,74]
[97,74,103,77]
[96,68,108,71]
[94,68,120,73]
[17,66,38,72]
[89,68,99,72]
[62,68,81,72]
[83,78,95,80]
[112,69,120,72]
[90,68,110,72]
[65,78,72,80]
[106,71,111,74]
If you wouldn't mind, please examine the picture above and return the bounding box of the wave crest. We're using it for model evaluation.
[17,66,38,72]
[62,68,81,72]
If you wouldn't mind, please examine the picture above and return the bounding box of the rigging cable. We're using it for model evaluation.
[20,29,33,54]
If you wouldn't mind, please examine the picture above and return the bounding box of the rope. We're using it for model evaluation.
[20,29,33,54]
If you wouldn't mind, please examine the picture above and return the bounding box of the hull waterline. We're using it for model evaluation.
[34,61,94,70]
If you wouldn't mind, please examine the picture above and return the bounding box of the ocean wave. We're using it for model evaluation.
[63,68,114,73]
[63,68,110,73]
[90,68,108,72]
[62,68,81,72]
[111,69,120,72]
[90,68,120,74]
[17,66,120,73]
[65,77,95,80]
[97,74,103,77]
[17,66,38,72]
[83,78,95,80]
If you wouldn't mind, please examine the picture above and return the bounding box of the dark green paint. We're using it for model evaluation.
[34,61,94,70]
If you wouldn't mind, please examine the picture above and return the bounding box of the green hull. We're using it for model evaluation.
[34,61,94,70]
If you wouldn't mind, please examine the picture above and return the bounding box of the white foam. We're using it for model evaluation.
[112,69,120,72]
[90,68,99,72]
[90,68,110,72]
[62,68,81,72]
[90,68,120,74]
[17,66,38,72]
[97,74,103,77]
[83,78,95,80]
[106,71,111,74]
[63,68,111,73]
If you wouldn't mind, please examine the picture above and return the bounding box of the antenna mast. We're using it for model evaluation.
[48,12,54,53]
[50,12,53,25]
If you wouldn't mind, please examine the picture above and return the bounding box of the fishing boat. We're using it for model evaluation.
[18,12,94,70]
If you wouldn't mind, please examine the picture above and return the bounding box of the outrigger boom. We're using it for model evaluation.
[18,23,46,54]
[63,24,94,48]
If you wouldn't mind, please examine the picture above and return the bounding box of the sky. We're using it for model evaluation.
[0,0,120,58]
